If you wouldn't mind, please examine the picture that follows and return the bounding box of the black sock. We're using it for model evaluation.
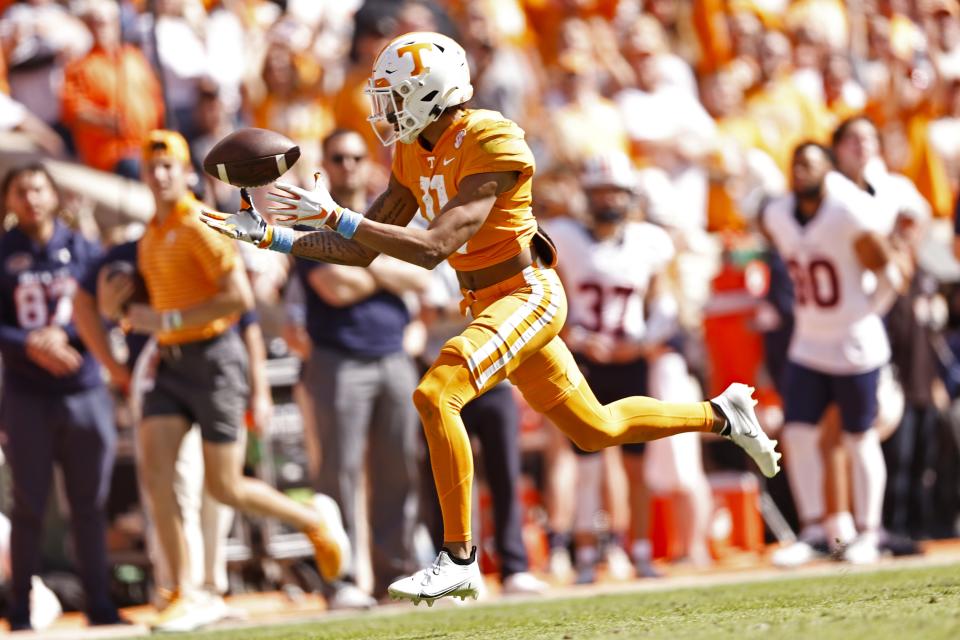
[443,546,477,565]
[710,401,731,436]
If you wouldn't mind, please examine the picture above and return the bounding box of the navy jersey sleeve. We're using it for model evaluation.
[80,240,139,296]
[0,235,31,356]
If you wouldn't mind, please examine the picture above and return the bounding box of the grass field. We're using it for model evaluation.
[173,563,960,640]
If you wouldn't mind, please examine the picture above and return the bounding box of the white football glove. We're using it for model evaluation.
[200,188,271,248]
[266,172,343,229]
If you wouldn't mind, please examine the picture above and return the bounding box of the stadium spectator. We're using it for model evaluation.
[60,0,164,177]
[0,89,65,156]
[295,129,428,607]
[744,30,832,176]
[700,70,785,233]
[136,0,210,140]
[0,0,90,140]
[614,16,714,231]
[458,4,536,125]
[76,230,269,621]
[545,40,629,169]
[331,4,397,168]
[544,152,687,581]
[125,130,348,632]
[0,162,123,631]
[249,35,333,185]
[883,268,946,540]
[767,137,916,567]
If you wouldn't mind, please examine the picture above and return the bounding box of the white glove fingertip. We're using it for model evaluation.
[273,181,301,196]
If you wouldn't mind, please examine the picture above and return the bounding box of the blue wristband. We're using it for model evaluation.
[336,209,363,239]
[268,225,294,253]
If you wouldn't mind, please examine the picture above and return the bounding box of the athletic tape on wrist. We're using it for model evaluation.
[336,209,363,239]
[268,226,295,253]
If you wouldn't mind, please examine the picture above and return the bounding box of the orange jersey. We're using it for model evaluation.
[391,109,538,273]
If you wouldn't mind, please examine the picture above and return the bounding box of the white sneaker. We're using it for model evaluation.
[201,592,247,623]
[327,583,377,610]
[548,547,573,581]
[388,549,483,607]
[151,589,224,633]
[604,545,634,581]
[843,533,881,564]
[712,384,782,478]
[501,571,548,595]
[771,540,826,567]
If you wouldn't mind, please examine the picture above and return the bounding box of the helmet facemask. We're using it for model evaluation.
[367,78,436,146]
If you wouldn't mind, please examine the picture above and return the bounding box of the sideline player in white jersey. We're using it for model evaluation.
[762,142,912,565]
[544,152,707,581]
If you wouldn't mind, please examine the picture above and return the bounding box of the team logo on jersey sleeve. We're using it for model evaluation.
[5,252,32,274]
[455,129,466,149]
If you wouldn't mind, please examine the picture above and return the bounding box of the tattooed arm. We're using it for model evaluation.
[291,175,420,267]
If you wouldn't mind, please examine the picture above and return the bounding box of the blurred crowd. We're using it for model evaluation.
[2,0,960,630]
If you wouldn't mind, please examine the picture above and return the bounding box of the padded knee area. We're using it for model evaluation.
[412,354,476,427]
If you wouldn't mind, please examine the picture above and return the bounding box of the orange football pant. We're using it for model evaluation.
[413,267,716,543]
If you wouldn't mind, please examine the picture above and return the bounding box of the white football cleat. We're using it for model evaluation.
[712,383,782,478]
[388,548,483,606]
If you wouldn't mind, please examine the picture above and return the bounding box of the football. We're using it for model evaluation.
[202,128,300,187]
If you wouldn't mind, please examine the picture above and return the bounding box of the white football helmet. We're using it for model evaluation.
[580,151,638,191]
[365,31,474,146]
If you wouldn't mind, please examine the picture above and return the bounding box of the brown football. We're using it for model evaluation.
[202,128,300,187]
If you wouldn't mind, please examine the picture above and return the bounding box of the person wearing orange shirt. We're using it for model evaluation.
[60,0,163,178]
[121,131,349,632]
[201,32,782,606]
[251,38,334,186]
[744,30,832,175]
[331,8,396,168]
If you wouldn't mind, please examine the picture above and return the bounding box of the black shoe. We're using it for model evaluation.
[8,619,31,632]
[88,611,132,626]
[879,532,922,557]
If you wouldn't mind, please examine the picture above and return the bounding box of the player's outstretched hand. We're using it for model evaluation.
[266,172,343,230]
[200,188,270,247]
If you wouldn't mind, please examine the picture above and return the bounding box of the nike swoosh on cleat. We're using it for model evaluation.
[419,578,472,599]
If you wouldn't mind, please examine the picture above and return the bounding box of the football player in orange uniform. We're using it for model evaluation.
[200,32,781,605]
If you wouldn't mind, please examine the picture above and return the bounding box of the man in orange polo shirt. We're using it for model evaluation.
[60,0,163,177]
[124,131,349,632]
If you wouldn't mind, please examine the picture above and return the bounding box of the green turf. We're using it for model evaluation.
[180,563,960,640]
